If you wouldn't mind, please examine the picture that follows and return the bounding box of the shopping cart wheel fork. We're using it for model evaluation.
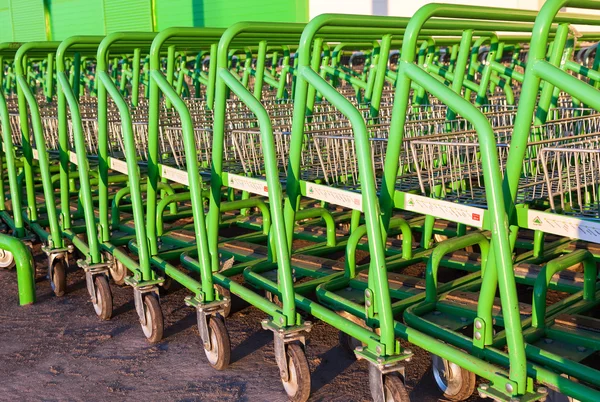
[44,244,73,297]
[133,285,163,343]
[367,362,410,402]
[262,319,313,402]
[80,260,113,321]
[191,299,231,371]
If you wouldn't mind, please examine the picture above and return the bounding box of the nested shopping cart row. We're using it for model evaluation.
[1,2,600,402]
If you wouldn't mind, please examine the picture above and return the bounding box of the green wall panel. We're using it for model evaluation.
[0,0,309,43]
[46,0,105,40]
[155,0,308,29]
[154,0,194,30]
[104,0,152,33]
[199,0,307,26]
[0,0,13,41]
[11,0,46,41]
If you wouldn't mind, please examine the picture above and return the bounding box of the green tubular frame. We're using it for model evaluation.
[56,36,106,264]
[0,232,35,305]
[15,42,65,249]
[211,22,310,327]
[147,27,225,298]
[207,21,409,347]
[378,6,570,395]
[95,32,159,281]
[285,14,407,356]
[389,3,600,400]
[0,43,26,238]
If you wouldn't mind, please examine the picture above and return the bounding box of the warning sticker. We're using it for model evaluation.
[305,182,363,211]
[528,210,600,244]
[227,174,270,197]
[160,165,189,186]
[403,194,485,228]
[69,152,78,165]
[109,157,128,174]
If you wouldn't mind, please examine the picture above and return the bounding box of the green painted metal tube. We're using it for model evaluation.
[531,249,596,328]
[245,267,383,350]
[0,72,25,237]
[217,67,296,324]
[0,234,35,305]
[150,66,215,289]
[424,232,490,303]
[56,69,102,263]
[15,44,64,250]
[295,208,336,247]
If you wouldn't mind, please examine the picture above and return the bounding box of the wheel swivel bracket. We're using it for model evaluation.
[185,297,229,350]
[131,284,161,326]
[356,348,411,402]
[43,245,73,286]
[79,260,111,304]
[262,319,313,383]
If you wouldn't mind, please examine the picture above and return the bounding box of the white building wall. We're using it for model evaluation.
[309,0,541,19]
[390,0,538,17]
[308,0,600,32]
[309,0,373,19]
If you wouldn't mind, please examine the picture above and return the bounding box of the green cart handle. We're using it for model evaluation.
[97,32,158,280]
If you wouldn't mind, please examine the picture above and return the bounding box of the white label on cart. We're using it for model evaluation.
[69,152,78,165]
[528,210,600,244]
[109,158,128,174]
[227,174,270,197]
[31,148,39,160]
[160,165,189,186]
[403,194,485,228]
[305,182,363,211]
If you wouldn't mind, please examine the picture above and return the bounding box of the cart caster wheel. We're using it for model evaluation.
[109,256,127,285]
[336,311,369,358]
[383,373,410,402]
[140,293,163,343]
[215,284,231,317]
[51,259,67,297]
[0,249,15,269]
[266,290,283,308]
[432,355,475,401]
[203,315,231,370]
[338,330,363,357]
[92,275,113,321]
[159,276,173,295]
[281,343,311,402]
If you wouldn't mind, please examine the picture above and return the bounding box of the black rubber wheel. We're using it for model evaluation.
[337,311,369,358]
[0,249,15,269]
[159,276,173,295]
[140,294,163,344]
[51,259,67,297]
[431,355,476,401]
[266,290,283,308]
[384,373,410,402]
[92,275,113,321]
[203,315,231,370]
[109,255,128,285]
[282,343,311,402]
[338,330,363,357]
[215,284,232,317]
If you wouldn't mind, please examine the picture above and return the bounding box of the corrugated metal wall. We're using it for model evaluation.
[11,0,47,41]
[104,0,153,33]
[46,0,105,40]
[0,0,308,42]
[154,0,195,30]
[0,0,13,41]
[198,0,307,27]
